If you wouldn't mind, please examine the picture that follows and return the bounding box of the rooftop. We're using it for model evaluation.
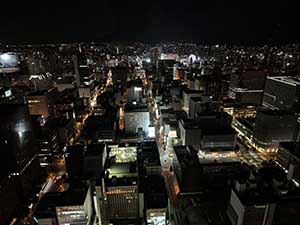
[105,175,138,187]
[108,162,137,178]
[267,76,300,86]
[234,165,287,206]
[125,103,148,112]
[142,142,161,166]
[35,186,88,218]
[173,146,203,193]
[257,107,296,116]
[201,127,236,135]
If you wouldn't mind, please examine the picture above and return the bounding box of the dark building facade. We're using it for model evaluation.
[263,76,300,112]
[254,108,299,148]
[0,100,40,224]
[229,69,266,105]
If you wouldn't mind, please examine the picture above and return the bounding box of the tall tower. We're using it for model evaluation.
[72,55,81,86]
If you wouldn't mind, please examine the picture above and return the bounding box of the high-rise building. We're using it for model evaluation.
[34,185,94,225]
[31,116,59,169]
[229,69,266,105]
[0,98,40,224]
[157,59,175,80]
[144,176,167,225]
[179,112,236,149]
[182,89,203,113]
[26,88,58,118]
[226,165,291,225]
[141,141,161,176]
[124,104,150,136]
[172,146,203,194]
[188,95,219,118]
[277,142,300,183]
[263,76,300,112]
[111,66,128,87]
[104,143,142,223]
[227,183,276,225]
[64,144,107,181]
[105,166,139,222]
[149,47,160,70]
[126,79,144,104]
[254,108,298,148]
[72,54,90,87]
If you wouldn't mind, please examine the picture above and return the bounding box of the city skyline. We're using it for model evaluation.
[1,3,300,225]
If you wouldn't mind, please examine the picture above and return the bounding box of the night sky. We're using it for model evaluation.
[0,0,299,44]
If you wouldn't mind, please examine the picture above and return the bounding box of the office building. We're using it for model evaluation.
[104,143,142,223]
[277,142,300,183]
[83,144,107,179]
[126,79,144,103]
[201,127,237,150]
[83,114,115,143]
[226,165,289,225]
[182,89,203,112]
[229,89,264,105]
[160,109,178,148]
[34,186,94,225]
[72,54,91,87]
[227,183,276,225]
[178,118,202,146]
[111,66,128,87]
[105,163,140,222]
[206,66,228,100]
[229,70,266,105]
[31,116,59,169]
[124,104,150,136]
[254,108,298,148]
[189,95,219,118]
[157,59,176,80]
[149,47,160,69]
[141,141,161,176]
[172,146,203,194]
[26,88,58,118]
[0,98,40,224]
[230,70,266,90]
[54,88,77,119]
[179,112,236,149]
[144,176,167,225]
[263,76,300,112]
[64,144,107,181]
[95,180,109,225]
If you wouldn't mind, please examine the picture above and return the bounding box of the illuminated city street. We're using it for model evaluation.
[1,4,300,225]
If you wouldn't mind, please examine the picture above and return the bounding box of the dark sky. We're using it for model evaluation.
[0,0,299,44]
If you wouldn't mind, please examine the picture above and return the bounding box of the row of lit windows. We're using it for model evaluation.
[106,189,136,195]
[28,100,41,103]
